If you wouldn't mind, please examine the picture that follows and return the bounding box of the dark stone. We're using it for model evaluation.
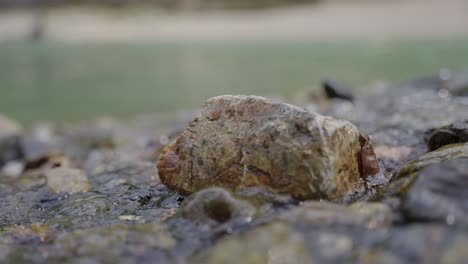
[424,120,468,151]
[0,135,24,167]
[403,158,468,224]
[321,78,354,101]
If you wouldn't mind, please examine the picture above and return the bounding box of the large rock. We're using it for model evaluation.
[158,95,380,201]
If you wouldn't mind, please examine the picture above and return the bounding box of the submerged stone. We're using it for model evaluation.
[424,120,468,151]
[45,167,91,194]
[158,95,380,201]
[179,187,256,227]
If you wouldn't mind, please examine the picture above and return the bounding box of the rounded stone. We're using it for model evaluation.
[179,187,256,226]
[158,95,380,201]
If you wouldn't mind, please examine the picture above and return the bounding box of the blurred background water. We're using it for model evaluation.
[1,0,468,125]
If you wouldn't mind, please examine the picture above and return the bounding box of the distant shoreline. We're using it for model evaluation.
[1,0,468,43]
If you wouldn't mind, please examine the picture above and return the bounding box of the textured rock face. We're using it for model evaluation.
[158,95,380,200]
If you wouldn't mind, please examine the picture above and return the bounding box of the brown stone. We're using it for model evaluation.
[158,95,380,200]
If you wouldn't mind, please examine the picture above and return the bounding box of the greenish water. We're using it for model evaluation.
[1,39,468,125]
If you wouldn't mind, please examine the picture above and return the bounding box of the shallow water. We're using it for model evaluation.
[1,39,468,124]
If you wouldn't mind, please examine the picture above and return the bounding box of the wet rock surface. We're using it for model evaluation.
[199,209,468,264]
[403,157,468,224]
[2,73,468,263]
[158,95,380,201]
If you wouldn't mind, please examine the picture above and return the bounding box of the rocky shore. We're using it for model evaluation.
[0,73,468,263]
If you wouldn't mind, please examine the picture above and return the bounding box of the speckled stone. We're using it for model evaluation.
[158,95,380,201]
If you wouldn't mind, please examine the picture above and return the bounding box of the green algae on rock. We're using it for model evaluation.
[158,95,380,201]
[375,143,468,200]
